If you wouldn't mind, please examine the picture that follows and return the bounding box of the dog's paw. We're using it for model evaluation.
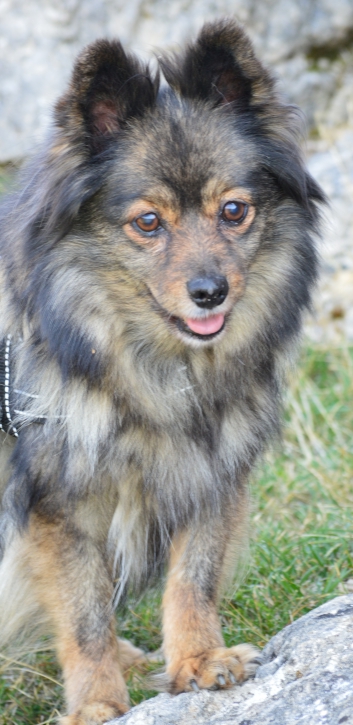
[60,700,129,724]
[168,644,260,694]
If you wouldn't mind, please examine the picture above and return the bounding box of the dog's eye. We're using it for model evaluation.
[135,213,160,233]
[221,201,247,224]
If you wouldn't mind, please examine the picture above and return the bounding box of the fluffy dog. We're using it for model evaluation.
[0,19,324,724]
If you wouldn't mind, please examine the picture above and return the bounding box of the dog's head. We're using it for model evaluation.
[22,20,324,367]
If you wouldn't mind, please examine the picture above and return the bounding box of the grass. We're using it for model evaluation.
[0,165,18,196]
[1,344,352,722]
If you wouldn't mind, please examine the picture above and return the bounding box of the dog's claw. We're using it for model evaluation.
[217,674,226,687]
[229,672,236,684]
[190,679,200,693]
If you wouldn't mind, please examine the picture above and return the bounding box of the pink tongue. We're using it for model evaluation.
[185,314,224,335]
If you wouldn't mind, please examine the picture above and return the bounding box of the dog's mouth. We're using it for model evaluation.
[168,314,226,342]
[172,312,226,341]
[148,291,227,343]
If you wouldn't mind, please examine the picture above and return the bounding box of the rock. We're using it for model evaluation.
[0,1,352,340]
[0,1,353,162]
[304,129,353,343]
[109,595,353,725]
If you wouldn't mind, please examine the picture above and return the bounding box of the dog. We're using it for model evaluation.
[0,18,324,724]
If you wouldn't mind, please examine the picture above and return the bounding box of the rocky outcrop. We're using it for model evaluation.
[0,0,352,162]
[0,0,352,337]
[110,595,353,725]
[305,132,353,343]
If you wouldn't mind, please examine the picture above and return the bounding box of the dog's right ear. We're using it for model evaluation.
[23,41,159,251]
[55,40,159,155]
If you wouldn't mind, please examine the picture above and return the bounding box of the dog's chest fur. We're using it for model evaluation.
[5,328,278,534]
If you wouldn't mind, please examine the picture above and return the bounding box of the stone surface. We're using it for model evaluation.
[109,595,353,725]
[0,0,352,338]
[305,130,353,343]
[0,0,353,162]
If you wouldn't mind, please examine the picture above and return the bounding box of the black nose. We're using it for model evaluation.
[187,275,229,309]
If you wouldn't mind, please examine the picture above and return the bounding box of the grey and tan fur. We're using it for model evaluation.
[0,19,324,724]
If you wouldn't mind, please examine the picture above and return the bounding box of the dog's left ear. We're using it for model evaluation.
[55,39,159,155]
[159,20,325,210]
[159,19,274,112]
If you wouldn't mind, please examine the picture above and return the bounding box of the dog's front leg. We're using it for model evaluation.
[25,513,129,724]
[162,516,259,694]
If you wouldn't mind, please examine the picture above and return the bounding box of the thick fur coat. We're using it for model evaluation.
[0,19,324,724]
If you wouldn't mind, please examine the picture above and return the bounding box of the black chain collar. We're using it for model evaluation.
[0,334,48,437]
[0,335,19,437]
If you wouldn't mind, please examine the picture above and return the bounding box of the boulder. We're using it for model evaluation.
[305,131,353,344]
[0,1,352,338]
[0,0,352,162]
[110,595,353,725]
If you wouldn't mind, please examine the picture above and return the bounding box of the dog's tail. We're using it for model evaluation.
[0,531,49,650]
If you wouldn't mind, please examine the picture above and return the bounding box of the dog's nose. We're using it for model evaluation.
[187,276,229,309]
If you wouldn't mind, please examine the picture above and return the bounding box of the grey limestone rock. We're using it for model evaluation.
[109,595,353,725]
[0,1,353,338]
[0,0,353,162]
[304,129,353,343]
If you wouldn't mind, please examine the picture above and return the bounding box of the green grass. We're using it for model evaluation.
[1,345,353,722]
[0,164,18,196]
